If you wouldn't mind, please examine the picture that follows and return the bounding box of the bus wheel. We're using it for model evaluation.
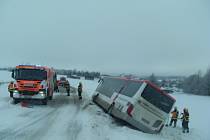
[10,92,13,98]
[107,102,115,114]
[157,124,164,133]
[42,99,48,105]
[92,94,99,101]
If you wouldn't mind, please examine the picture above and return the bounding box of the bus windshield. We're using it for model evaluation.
[141,85,175,113]
[96,77,125,98]
[14,69,47,81]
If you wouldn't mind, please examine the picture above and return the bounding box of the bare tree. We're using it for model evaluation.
[183,69,210,96]
[148,73,158,85]
[201,68,210,95]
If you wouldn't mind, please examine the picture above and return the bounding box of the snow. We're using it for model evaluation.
[0,71,209,140]
[0,71,13,83]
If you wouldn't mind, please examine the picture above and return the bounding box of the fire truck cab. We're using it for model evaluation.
[11,65,57,105]
[57,77,70,96]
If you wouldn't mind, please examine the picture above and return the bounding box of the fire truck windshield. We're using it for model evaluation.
[14,69,47,81]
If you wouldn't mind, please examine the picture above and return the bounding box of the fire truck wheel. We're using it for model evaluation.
[67,89,70,96]
[13,99,20,104]
[42,99,48,105]
[47,90,53,100]
[49,95,53,100]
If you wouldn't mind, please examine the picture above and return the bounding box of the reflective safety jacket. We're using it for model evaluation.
[181,112,189,122]
[8,83,15,92]
[171,110,179,119]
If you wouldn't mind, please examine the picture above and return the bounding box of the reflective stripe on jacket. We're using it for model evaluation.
[182,113,189,122]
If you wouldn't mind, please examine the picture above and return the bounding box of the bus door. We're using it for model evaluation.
[107,79,126,112]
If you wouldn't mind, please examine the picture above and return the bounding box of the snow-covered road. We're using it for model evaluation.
[0,72,102,140]
[0,71,210,140]
[0,84,86,140]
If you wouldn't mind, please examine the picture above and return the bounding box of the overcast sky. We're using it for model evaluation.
[0,0,209,76]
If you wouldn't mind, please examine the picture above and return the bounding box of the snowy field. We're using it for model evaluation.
[0,71,210,140]
[0,71,13,83]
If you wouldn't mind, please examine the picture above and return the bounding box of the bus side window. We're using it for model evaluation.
[120,81,142,97]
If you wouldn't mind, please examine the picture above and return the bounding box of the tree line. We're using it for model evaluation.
[1,67,101,79]
[182,68,210,96]
[148,70,210,96]
[55,69,101,79]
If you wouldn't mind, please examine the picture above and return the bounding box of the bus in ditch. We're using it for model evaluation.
[92,76,176,134]
[11,65,57,105]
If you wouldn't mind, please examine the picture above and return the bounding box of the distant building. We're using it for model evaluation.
[67,74,80,79]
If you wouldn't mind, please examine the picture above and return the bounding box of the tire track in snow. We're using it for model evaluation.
[65,94,85,140]
[67,121,82,140]
[0,107,56,140]
[0,93,86,140]
[18,107,61,140]
[30,95,82,140]
[0,85,90,140]
[36,94,84,140]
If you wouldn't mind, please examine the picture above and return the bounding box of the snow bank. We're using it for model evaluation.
[172,93,210,140]
[71,78,210,140]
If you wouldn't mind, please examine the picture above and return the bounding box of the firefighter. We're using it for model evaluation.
[66,81,70,96]
[169,106,179,127]
[8,81,14,97]
[77,82,83,100]
[181,108,190,133]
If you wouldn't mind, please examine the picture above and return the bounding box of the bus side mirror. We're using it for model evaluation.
[11,70,14,78]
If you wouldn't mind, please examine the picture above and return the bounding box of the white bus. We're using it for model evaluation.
[92,77,176,134]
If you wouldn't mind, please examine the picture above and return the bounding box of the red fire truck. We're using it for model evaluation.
[11,65,57,105]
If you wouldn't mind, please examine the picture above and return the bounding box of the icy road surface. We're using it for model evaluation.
[0,71,210,140]
[0,85,84,140]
